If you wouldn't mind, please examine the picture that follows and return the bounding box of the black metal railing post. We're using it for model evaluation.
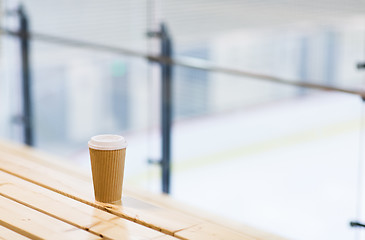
[147,23,173,194]
[18,6,33,146]
[160,23,173,194]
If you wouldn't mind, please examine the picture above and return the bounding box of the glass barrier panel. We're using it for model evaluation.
[171,66,363,240]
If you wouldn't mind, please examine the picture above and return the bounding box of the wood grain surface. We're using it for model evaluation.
[0,139,287,240]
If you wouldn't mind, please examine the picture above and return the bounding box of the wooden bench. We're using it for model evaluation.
[0,139,287,240]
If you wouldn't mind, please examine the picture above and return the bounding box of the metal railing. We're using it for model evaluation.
[2,27,365,97]
[1,6,365,194]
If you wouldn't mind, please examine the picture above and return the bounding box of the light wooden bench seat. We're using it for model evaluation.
[0,139,287,240]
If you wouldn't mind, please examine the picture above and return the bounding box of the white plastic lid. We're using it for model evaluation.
[88,134,127,150]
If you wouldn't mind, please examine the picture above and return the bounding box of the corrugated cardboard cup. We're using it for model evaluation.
[88,135,127,203]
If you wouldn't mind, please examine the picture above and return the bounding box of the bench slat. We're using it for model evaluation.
[0,225,30,240]
[0,196,101,240]
[0,150,202,236]
[0,140,286,240]
[0,171,177,240]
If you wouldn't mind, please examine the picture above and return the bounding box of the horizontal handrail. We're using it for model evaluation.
[2,27,365,98]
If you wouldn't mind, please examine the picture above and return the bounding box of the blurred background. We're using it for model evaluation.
[1,0,365,239]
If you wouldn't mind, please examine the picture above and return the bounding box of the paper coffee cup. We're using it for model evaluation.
[88,134,127,203]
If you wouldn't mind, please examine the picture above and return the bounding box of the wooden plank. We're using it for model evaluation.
[0,149,94,199]
[0,140,92,183]
[0,171,178,240]
[125,188,287,240]
[0,196,101,240]
[175,222,257,240]
[0,225,30,240]
[0,150,202,237]
[151,236,179,240]
[0,140,286,240]
[109,196,204,235]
